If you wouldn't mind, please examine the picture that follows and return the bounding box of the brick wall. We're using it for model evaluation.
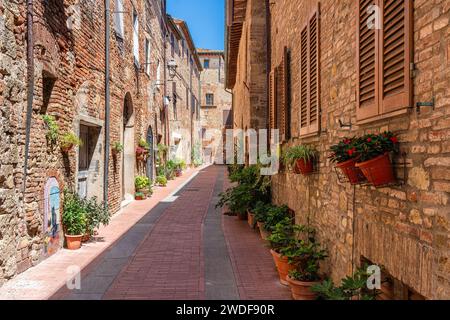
[228,0,450,299]
[0,0,167,284]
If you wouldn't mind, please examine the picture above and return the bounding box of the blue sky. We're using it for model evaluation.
[167,0,225,51]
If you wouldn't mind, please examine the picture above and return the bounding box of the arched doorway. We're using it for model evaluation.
[122,93,135,201]
[146,126,154,181]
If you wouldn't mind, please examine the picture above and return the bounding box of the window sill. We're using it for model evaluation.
[356,108,410,126]
[202,105,217,108]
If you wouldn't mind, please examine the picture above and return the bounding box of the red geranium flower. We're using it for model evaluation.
[347,148,356,156]
[390,137,398,144]
[344,139,351,145]
[367,138,372,143]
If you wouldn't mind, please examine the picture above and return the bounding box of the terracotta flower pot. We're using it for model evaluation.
[287,276,320,300]
[356,153,395,187]
[135,194,145,201]
[247,212,256,228]
[257,222,271,240]
[175,169,182,177]
[61,144,74,153]
[296,159,314,175]
[237,212,248,221]
[66,235,82,250]
[336,158,366,184]
[270,250,295,286]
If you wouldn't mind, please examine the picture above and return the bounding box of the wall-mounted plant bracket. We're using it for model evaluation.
[416,98,435,114]
[339,119,352,130]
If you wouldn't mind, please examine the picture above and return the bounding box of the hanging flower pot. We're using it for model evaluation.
[336,158,366,184]
[296,159,314,175]
[60,132,83,154]
[356,152,396,187]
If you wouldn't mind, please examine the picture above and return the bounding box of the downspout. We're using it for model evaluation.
[23,0,34,193]
[265,0,271,132]
[104,0,111,205]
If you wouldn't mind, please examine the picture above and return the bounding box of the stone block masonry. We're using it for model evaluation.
[226,0,450,299]
[0,0,168,284]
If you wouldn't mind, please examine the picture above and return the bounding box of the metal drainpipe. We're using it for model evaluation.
[104,0,111,205]
[23,0,34,193]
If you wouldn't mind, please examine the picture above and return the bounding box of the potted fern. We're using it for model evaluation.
[284,145,317,175]
[60,132,82,153]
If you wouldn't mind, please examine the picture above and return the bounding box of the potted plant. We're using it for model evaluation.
[62,190,87,250]
[83,196,110,242]
[312,265,381,300]
[282,225,327,300]
[330,137,366,184]
[156,175,168,187]
[135,191,145,201]
[60,132,83,153]
[135,175,151,198]
[136,139,150,161]
[284,145,317,175]
[267,218,297,285]
[112,142,124,156]
[42,115,59,146]
[254,202,271,240]
[355,132,399,186]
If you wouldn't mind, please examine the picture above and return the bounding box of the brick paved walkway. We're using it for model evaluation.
[0,165,291,300]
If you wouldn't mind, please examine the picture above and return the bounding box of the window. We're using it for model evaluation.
[357,0,413,121]
[223,110,233,127]
[206,93,214,106]
[204,59,210,69]
[269,47,290,142]
[299,10,320,137]
[114,0,125,39]
[133,9,140,65]
[144,39,151,75]
[170,34,175,57]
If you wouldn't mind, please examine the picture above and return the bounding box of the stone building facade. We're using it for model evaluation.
[198,49,232,164]
[226,0,450,299]
[166,16,202,165]
[0,0,169,285]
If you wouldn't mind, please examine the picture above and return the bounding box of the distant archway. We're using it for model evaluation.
[122,93,135,201]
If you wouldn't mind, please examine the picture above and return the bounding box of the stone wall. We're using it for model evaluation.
[198,51,232,164]
[268,0,450,299]
[0,0,167,285]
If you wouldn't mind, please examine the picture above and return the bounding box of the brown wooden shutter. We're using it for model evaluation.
[299,9,320,136]
[357,0,379,121]
[380,0,413,114]
[277,47,289,142]
[269,69,277,132]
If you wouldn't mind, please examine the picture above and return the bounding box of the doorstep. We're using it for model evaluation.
[0,167,201,300]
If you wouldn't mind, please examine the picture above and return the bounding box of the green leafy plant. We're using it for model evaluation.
[266,217,296,252]
[192,143,203,167]
[329,137,359,163]
[60,132,83,150]
[282,225,327,282]
[42,115,59,145]
[263,205,290,232]
[112,142,124,153]
[139,139,150,150]
[62,190,87,236]
[156,175,168,187]
[253,201,271,223]
[135,175,151,191]
[135,191,145,199]
[84,197,110,237]
[284,145,317,166]
[355,132,399,163]
[312,265,380,300]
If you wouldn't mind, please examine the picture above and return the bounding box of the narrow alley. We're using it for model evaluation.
[0,166,290,300]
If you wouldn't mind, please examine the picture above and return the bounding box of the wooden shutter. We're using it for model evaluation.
[357,0,379,121]
[277,47,289,142]
[299,9,320,136]
[269,69,277,131]
[380,0,413,114]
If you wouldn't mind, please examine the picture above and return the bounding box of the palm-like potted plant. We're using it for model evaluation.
[355,132,399,186]
[284,145,317,175]
[330,137,366,184]
[62,190,87,250]
[267,217,297,285]
[60,132,83,153]
[282,225,327,300]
